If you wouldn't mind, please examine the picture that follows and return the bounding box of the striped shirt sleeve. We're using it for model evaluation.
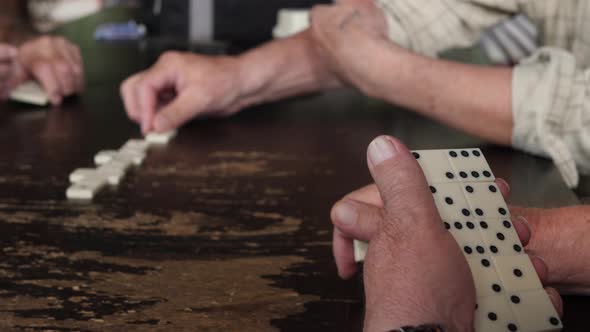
[512,47,590,188]
[376,0,517,57]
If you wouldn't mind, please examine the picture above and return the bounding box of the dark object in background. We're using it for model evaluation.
[143,0,331,50]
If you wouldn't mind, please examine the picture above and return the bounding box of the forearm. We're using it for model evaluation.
[233,29,341,110]
[512,205,590,294]
[359,43,513,146]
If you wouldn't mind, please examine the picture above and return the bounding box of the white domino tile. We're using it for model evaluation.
[509,289,562,331]
[9,81,49,106]
[475,295,520,332]
[479,218,524,256]
[66,133,178,200]
[462,182,510,219]
[96,165,125,185]
[430,183,472,220]
[118,149,146,166]
[66,177,107,200]
[467,257,504,297]
[94,150,118,165]
[122,139,150,152]
[353,240,368,263]
[447,220,487,257]
[492,255,543,293]
[352,148,561,332]
[447,149,495,182]
[69,168,96,183]
[145,130,177,145]
[412,150,457,183]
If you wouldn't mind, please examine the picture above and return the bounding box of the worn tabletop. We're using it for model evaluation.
[0,39,586,332]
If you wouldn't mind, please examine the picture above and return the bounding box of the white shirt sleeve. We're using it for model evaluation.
[513,47,590,188]
[376,0,516,56]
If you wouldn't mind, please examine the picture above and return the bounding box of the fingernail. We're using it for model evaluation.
[516,215,531,234]
[333,200,358,226]
[498,178,511,192]
[154,114,170,132]
[545,288,563,316]
[368,136,398,167]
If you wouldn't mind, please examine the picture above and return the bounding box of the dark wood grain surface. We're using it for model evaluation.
[0,40,586,332]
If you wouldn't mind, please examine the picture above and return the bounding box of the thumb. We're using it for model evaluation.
[366,136,439,227]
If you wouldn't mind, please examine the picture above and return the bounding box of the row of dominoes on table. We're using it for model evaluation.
[66,131,177,200]
[354,149,562,332]
[5,81,178,200]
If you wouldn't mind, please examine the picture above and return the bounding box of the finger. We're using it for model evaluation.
[512,215,532,246]
[545,287,564,318]
[120,73,143,123]
[54,61,76,96]
[342,183,383,207]
[136,65,177,134]
[333,227,358,279]
[495,178,510,198]
[30,62,62,105]
[529,254,549,285]
[137,80,159,134]
[153,91,199,132]
[366,135,438,227]
[0,64,11,81]
[0,44,17,62]
[57,41,83,92]
[331,198,381,241]
[67,43,84,91]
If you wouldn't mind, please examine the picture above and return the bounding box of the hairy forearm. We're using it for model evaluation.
[233,29,341,110]
[358,44,514,146]
[512,205,590,294]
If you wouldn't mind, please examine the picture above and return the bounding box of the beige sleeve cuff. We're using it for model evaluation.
[375,0,411,50]
[512,47,585,188]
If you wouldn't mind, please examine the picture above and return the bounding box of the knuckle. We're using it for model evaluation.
[56,62,70,75]
[160,51,181,64]
[330,201,344,227]
[120,80,130,96]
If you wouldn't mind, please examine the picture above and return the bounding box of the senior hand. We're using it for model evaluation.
[309,0,396,94]
[332,136,563,331]
[12,36,84,106]
[120,52,242,134]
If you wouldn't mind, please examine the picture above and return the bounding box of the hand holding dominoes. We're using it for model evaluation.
[17,36,84,106]
[331,136,563,332]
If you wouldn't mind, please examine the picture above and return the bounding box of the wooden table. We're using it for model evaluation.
[0,39,586,331]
